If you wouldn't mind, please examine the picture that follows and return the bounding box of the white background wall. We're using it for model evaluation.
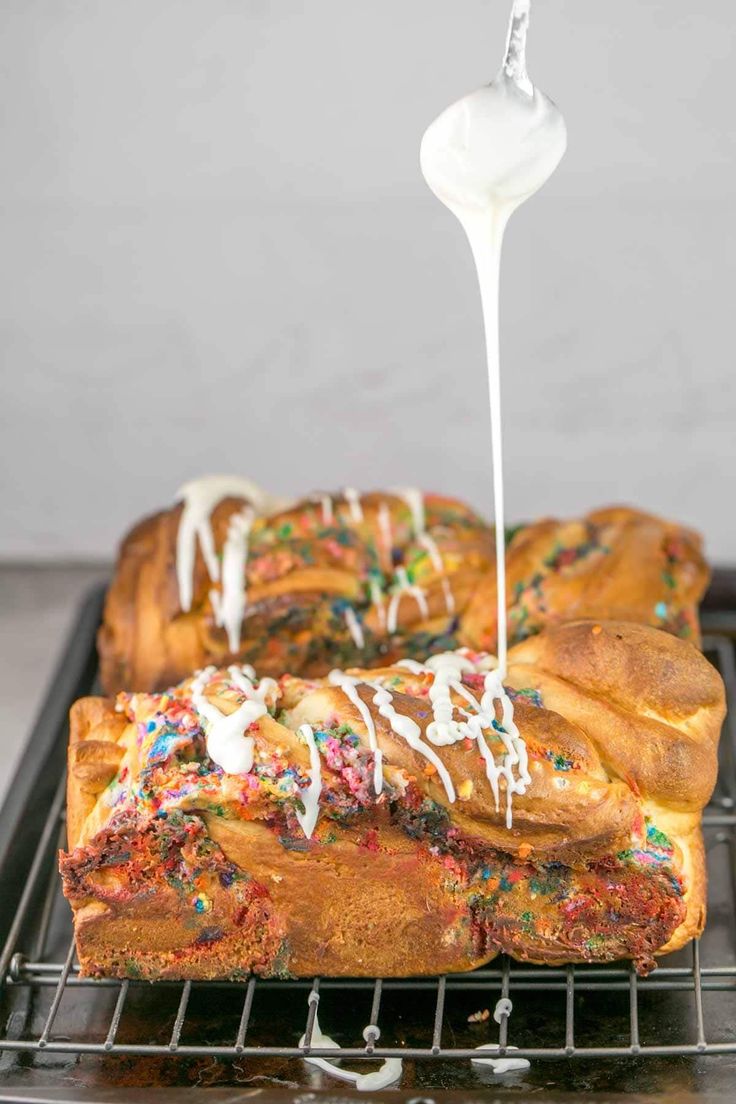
[1,0,734,561]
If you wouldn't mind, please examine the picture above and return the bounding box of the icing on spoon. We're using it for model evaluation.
[420,0,566,677]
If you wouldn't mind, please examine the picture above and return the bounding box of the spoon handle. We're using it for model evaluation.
[502,0,533,95]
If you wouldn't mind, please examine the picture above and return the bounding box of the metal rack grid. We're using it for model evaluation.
[0,587,735,1080]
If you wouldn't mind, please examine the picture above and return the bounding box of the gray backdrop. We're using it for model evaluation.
[1,1,734,560]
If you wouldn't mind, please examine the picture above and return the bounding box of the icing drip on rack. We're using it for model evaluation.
[300,1004,402,1091]
[472,992,528,1074]
[471,1044,530,1074]
[175,475,281,614]
[190,664,277,775]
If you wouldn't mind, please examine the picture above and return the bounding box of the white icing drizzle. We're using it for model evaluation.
[472,1043,529,1074]
[300,1009,402,1091]
[344,606,365,650]
[328,669,383,794]
[424,653,477,745]
[370,683,456,802]
[190,664,277,775]
[396,658,427,675]
[422,652,530,827]
[192,649,528,826]
[418,531,456,614]
[295,723,322,839]
[210,506,254,651]
[386,567,429,634]
[368,577,387,628]
[474,994,528,1072]
[175,475,275,613]
[391,488,455,616]
[311,493,334,525]
[377,501,393,551]
[343,487,364,523]
[391,486,426,537]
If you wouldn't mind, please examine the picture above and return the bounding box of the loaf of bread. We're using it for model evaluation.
[61,619,724,979]
[461,505,709,653]
[98,478,709,694]
[98,478,494,693]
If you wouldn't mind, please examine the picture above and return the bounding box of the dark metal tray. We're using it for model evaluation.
[1,581,736,1103]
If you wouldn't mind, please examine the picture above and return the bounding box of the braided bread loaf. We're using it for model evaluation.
[461,505,708,652]
[61,620,724,979]
[98,481,494,693]
[99,481,709,695]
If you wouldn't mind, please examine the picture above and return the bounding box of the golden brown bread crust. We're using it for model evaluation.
[99,495,709,696]
[461,505,709,653]
[66,698,127,849]
[62,620,724,978]
[507,621,722,811]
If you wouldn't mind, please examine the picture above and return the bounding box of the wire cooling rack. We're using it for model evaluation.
[0,585,735,1097]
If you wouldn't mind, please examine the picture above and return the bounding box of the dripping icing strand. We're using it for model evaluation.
[418,531,456,614]
[343,606,365,649]
[295,723,322,839]
[343,487,364,523]
[389,651,530,826]
[369,577,387,628]
[419,0,566,677]
[310,493,334,525]
[190,664,277,775]
[175,475,282,614]
[391,487,455,615]
[325,649,528,821]
[210,506,254,652]
[328,669,383,794]
[391,486,426,537]
[370,682,456,802]
[386,567,429,633]
[425,652,530,827]
[377,501,393,551]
